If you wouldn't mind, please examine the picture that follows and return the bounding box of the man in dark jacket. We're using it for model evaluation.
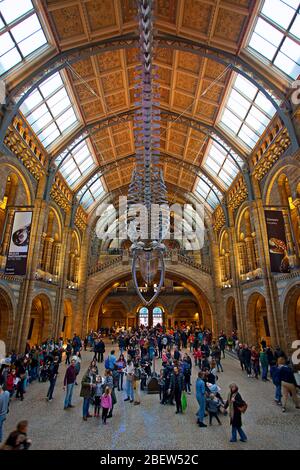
[241,345,251,376]
[46,356,59,401]
[169,367,184,414]
[63,359,76,409]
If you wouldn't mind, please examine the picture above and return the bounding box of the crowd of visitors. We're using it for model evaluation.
[0,325,299,448]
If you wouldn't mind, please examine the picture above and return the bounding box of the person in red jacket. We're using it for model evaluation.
[250,347,259,379]
[193,348,202,366]
[5,369,16,397]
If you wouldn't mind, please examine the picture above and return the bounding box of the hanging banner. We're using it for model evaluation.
[5,211,32,276]
[264,210,290,273]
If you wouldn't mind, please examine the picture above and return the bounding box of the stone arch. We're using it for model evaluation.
[283,283,300,346]
[225,297,238,335]
[0,159,34,205]
[85,264,214,335]
[28,294,53,346]
[0,287,14,352]
[263,157,300,204]
[247,292,270,347]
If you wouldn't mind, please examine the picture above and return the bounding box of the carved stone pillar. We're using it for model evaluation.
[0,208,14,255]
[44,237,54,273]
[245,237,256,272]
[225,252,231,280]
[282,209,297,268]
[74,255,80,283]
[51,242,61,276]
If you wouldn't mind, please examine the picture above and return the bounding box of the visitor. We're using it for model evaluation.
[101,386,112,425]
[116,354,126,391]
[170,366,184,414]
[63,358,76,410]
[259,348,269,381]
[224,383,247,443]
[80,367,95,420]
[124,359,135,403]
[196,371,207,428]
[103,369,116,418]
[250,346,259,379]
[133,361,142,405]
[46,355,59,401]
[65,340,72,365]
[93,375,102,417]
[0,385,10,442]
[206,393,222,426]
[278,357,300,412]
[270,360,282,405]
[1,420,31,450]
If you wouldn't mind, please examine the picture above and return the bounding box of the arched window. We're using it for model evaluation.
[139,307,148,327]
[153,307,163,326]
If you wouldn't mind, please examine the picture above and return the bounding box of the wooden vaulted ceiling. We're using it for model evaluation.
[37,0,257,200]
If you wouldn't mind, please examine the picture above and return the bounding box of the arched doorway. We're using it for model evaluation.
[226,297,238,335]
[62,299,73,340]
[0,288,13,351]
[173,299,201,328]
[283,284,300,344]
[247,293,270,346]
[28,294,52,346]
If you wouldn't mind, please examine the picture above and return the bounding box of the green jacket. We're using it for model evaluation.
[80,371,94,398]
[259,352,268,367]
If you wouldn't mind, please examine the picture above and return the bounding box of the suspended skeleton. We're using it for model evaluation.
[128,0,169,306]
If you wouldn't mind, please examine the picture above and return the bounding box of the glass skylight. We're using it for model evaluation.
[77,174,105,210]
[203,140,240,188]
[0,0,48,76]
[56,139,96,189]
[218,75,277,149]
[195,175,223,209]
[248,0,300,80]
[20,72,79,148]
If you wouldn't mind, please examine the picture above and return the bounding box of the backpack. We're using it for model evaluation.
[238,401,248,414]
[105,357,110,369]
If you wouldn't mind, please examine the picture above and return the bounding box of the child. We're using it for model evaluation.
[206,393,222,425]
[193,348,202,366]
[93,375,102,417]
[101,386,112,424]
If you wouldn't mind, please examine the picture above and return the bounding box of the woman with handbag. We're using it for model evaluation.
[224,383,248,443]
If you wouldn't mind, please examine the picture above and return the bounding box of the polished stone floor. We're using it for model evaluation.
[2,344,300,450]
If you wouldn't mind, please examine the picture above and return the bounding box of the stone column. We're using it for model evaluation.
[15,197,50,352]
[44,237,54,273]
[249,196,281,347]
[282,208,297,268]
[228,207,247,343]
[0,208,14,256]
[225,252,231,280]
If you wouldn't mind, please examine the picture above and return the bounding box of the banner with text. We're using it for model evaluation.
[5,211,32,276]
[264,210,290,273]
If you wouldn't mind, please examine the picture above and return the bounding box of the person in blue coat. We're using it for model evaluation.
[196,371,207,428]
